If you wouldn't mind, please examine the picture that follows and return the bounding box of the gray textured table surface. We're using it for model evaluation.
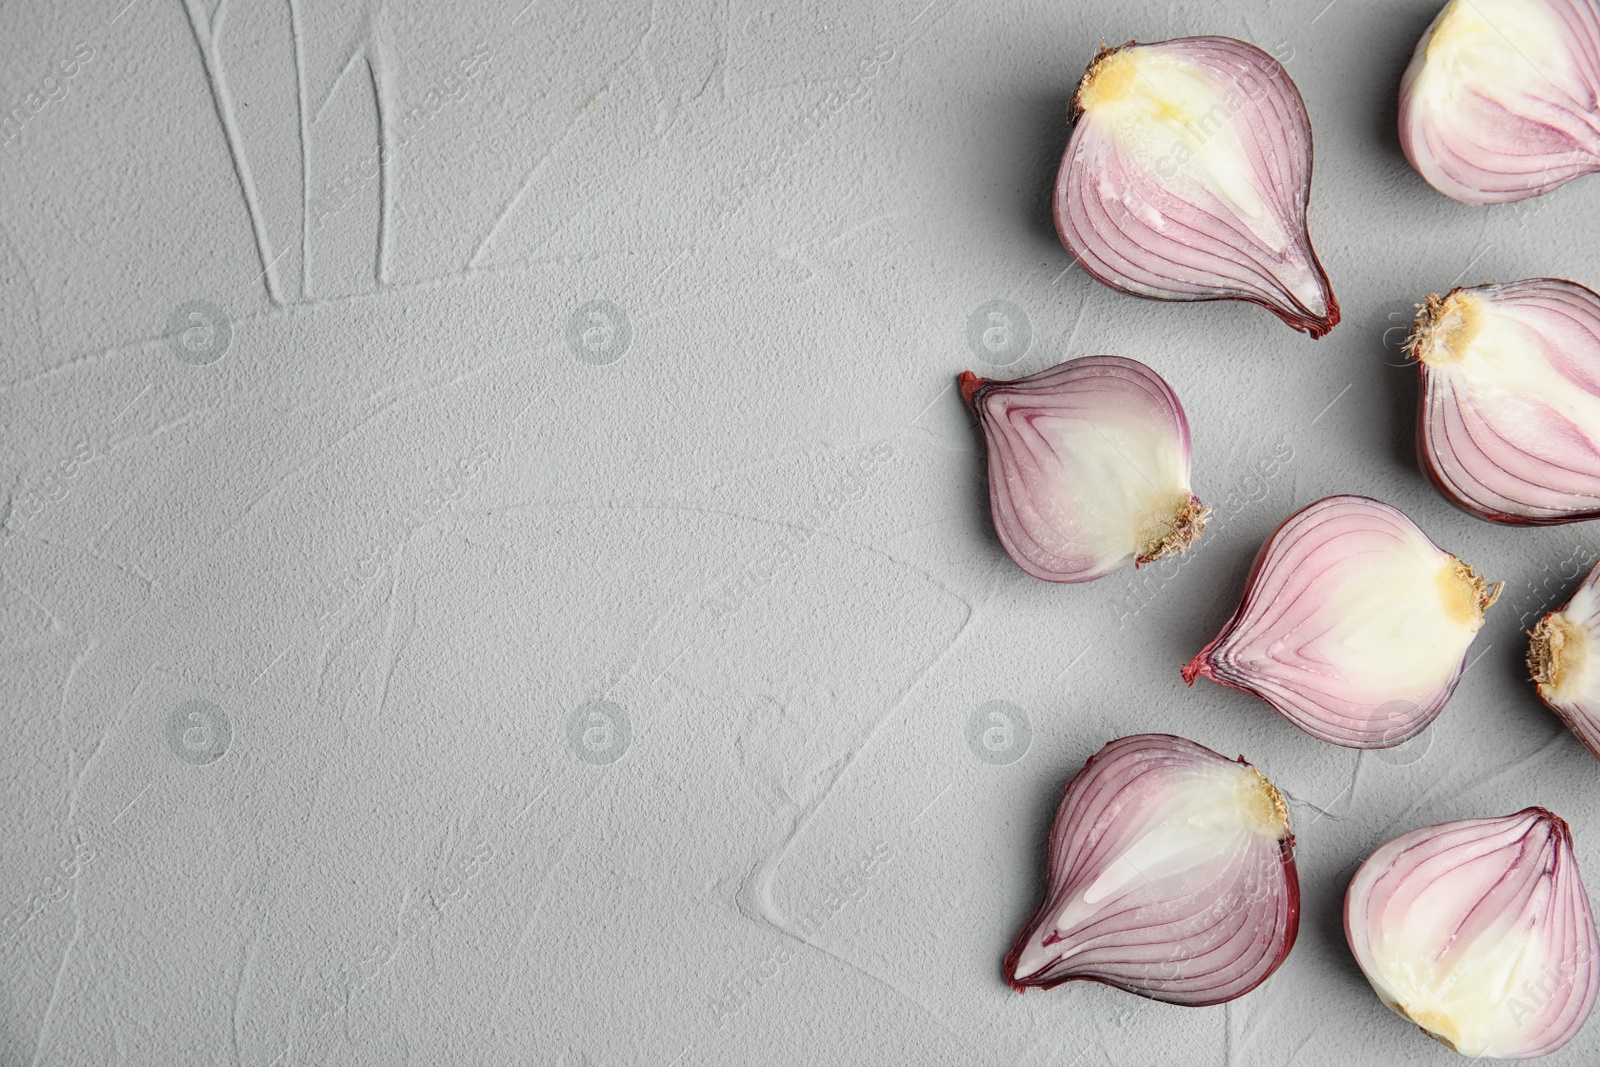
[5,0,1600,1064]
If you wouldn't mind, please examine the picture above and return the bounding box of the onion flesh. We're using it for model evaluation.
[959,356,1207,584]
[1412,278,1600,525]
[1184,495,1500,748]
[1345,808,1600,1059]
[1005,734,1299,1006]
[1530,559,1600,757]
[1399,0,1600,206]
[1056,36,1339,337]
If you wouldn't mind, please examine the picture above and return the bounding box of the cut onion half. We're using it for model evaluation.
[959,356,1207,584]
[1006,734,1299,1006]
[1346,808,1600,1058]
[1056,36,1339,336]
[1184,495,1500,748]
[1412,277,1600,525]
[1400,0,1600,206]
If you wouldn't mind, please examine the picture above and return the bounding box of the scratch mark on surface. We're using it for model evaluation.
[313,47,367,123]
[1310,382,1353,426]
[111,384,151,423]
[901,0,959,48]
[112,0,149,22]
[182,0,285,305]
[1058,286,1095,359]
[510,784,551,826]
[251,645,291,686]
[1051,643,1093,684]
[652,247,690,284]
[468,16,658,267]
[466,123,579,269]
[911,783,950,826]
[28,910,82,1067]
[288,0,310,300]
[910,383,951,426]
[367,46,393,287]
[111,781,152,826]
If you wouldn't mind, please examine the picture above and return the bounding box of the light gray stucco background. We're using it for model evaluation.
[4,0,1600,1063]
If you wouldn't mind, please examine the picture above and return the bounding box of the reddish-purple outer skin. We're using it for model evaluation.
[1002,734,1301,1006]
[1054,37,1341,339]
[1415,278,1600,526]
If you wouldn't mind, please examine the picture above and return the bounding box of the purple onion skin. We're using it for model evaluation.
[1415,278,1600,526]
[1056,36,1340,338]
[1004,734,1300,1007]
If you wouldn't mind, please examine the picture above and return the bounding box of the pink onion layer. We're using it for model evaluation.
[1399,0,1600,206]
[1184,495,1500,748]
[960,356,1206,584]
[1414,278,1600,525]
[1346,808,1600,1058]
[1006,734,1299,1006]
[1056,36,1339,337]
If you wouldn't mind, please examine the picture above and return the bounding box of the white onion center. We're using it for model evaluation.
[1304,540,1485,699]
[1027,405,1191,563]
[1414,0,1582,110]
[1364,873,1558,1055]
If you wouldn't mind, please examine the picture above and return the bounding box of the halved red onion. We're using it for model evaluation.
[1184,495,1500,748]
[1411,278,1600,525]
[1005,733,1298,1006]
[1056,36,1339,337]
[1399,0,1600,206]
[1530,560,1600,758]
[1345,808,1600,1058]
[959,356,1208,584]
